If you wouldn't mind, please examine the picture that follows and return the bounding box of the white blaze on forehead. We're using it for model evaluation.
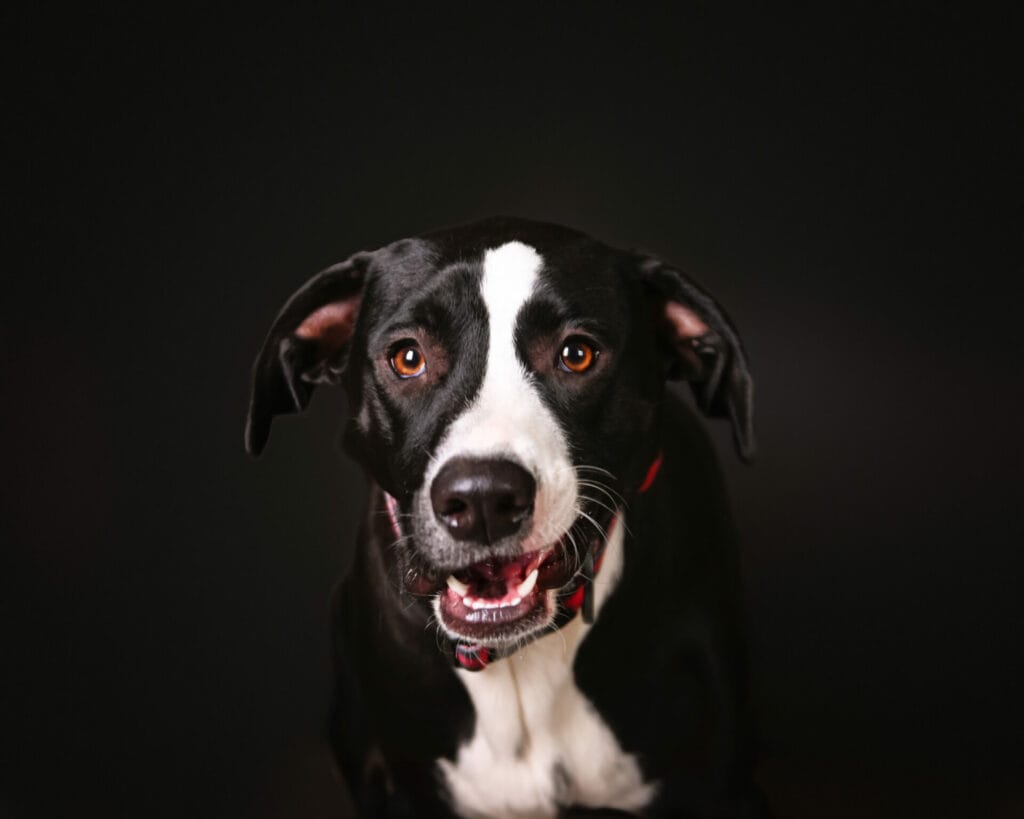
[481,241,542,356]
[422,241,577,553]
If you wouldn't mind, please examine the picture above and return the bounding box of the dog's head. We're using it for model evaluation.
[246,217,753,648]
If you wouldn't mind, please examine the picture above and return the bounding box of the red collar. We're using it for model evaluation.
[637,450,664,494]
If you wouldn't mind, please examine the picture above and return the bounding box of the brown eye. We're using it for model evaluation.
[390,344,426,378]
[558,338,597,374]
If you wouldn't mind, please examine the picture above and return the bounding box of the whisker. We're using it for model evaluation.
[579,493,633,541]
[575,508,607,540]
[576,492,619,520]
[575,479,628,510]
[563,527,581,572]
[574,464,618,480]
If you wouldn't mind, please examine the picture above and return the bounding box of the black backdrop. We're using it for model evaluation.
[4,6,1020,818]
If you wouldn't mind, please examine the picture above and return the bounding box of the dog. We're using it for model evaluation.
[246,217,765,817]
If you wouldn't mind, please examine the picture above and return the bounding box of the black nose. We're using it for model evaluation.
[430,458,536,543]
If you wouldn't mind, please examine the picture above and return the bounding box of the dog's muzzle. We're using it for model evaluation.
[386,452,664,671]
[424,457,563,646]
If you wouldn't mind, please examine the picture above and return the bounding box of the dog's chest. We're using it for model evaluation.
[437,524,657,818]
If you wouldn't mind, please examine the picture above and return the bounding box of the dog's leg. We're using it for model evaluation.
[328,582,388,815]
[677,614,772,819]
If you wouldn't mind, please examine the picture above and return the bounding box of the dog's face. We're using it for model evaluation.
[247,218,753,647]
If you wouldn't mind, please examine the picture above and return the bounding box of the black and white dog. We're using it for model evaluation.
[246,217,765,817]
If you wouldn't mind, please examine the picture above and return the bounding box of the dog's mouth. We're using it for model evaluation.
[404,535,585,644]
[437,542,576,639]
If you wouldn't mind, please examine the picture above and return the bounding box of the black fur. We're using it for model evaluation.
[247,216,765,817]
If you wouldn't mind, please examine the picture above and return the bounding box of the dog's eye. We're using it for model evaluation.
[558,338,598,374]
[389,344,426,378]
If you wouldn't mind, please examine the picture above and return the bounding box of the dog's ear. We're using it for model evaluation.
[245,255,368,457]
[636,254,756,462]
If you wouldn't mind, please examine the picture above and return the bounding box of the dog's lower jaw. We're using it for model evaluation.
[431,586,558,649]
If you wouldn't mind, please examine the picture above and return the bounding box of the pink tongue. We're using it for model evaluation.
[460,555,532,600]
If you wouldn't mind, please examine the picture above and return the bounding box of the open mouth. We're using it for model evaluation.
[399,504,618,646]
[436,542,578,642]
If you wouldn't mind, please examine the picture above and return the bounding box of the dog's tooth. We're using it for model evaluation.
[516,568,539,598]
[446,575,469,597]
[508,597,521,607]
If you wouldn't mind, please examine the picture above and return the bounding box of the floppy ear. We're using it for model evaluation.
[636,254,756,462]
[245,255,368,457]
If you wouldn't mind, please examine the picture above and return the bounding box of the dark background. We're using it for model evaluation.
[4,5,1020,818]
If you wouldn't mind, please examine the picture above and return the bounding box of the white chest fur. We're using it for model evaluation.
[437,519,658,818]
